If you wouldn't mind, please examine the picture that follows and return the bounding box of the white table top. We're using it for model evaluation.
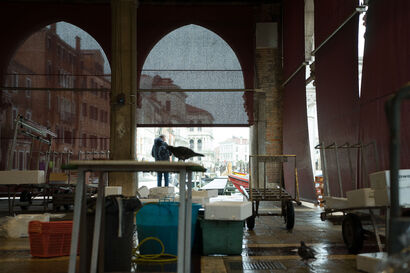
[64,160,206,172]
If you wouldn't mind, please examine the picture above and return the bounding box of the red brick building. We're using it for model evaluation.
[0,24,110,170]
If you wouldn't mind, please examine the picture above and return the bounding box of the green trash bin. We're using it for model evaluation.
[200,219,244,255]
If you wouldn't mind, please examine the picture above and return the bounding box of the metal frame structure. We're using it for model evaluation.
[4,115,56,215]
[245,155,301,230]
[63,160,206,273]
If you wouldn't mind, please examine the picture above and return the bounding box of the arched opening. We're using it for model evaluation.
[0,22,111,173]
[136,24,249,187]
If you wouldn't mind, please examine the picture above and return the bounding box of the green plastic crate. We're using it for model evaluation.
[200,219,244,255]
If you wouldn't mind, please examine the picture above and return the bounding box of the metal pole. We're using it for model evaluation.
[312,7,365,55]
[333,143,343,197]
[281,62,308,87]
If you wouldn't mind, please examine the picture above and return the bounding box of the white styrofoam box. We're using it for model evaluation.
[356,252,387,273]
[192,189,218,198]
[205,189,218,198]
[0,170,45,185]
[204,201,252,221]
[2,214,50,238]
[140,199,159,204]
[149,187,175,195]
[137,186,149,198]
[192,190,208,197]
[370,169,410,189]
[374,188,410,207]
[175,196,210,206]
[347,188,375,208]
[105,186,122,196]
[324,196,349,209]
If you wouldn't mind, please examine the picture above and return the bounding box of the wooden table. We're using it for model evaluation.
[64,160,206,273]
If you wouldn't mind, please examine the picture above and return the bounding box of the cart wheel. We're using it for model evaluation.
[320,212,327,221]
[342,213,364,254]
[246,216,255,230]
[20,190,32,211]
[285,201,295,230]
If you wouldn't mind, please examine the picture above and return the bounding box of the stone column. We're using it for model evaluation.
[109,0,138,196]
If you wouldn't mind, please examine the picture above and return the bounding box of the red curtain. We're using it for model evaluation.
[360,0,410,174]
[314,0,359,196]
[283,0,314,201]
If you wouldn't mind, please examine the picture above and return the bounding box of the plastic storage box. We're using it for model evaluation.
[28,221,73,257]
[369,169,410,189]
[200,219,244,255]
[323,196,349,209]
[136,202,201,255]
[204,201,252,221]
[346,188,375,208]
[356,252,387,273]
[0,170,45,185]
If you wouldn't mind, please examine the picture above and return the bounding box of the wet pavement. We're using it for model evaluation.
[0,201,379,272]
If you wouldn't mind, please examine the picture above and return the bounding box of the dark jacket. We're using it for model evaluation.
[151,137,172,161]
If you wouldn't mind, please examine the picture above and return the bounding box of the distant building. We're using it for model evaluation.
[0,24,110,170]
[218,136,249,171]
[137,74,214,169]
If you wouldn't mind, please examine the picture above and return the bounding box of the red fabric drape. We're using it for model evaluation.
[314,0,359,196]
[283,0,314,201]
[360,0,410,174]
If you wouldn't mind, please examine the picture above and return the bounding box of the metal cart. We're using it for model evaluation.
[4,115,56,214]
[245,155,301,230]
[320,206,388,253]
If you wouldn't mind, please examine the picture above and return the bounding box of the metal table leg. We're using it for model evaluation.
[90,173,106,273]
[369,209,383,253]
[68,170,85,273]
[177,169,187,273]
[184,171,193,273]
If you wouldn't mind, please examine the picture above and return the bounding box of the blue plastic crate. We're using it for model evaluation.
[136,202,201,255]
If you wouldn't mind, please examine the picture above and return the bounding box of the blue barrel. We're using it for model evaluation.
[136,202,201,255]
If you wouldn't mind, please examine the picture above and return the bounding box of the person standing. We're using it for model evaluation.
[151,134,172,187]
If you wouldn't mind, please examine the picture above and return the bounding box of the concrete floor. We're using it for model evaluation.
[0,202,379,273]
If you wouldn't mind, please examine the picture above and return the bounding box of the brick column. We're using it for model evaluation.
[253,22,283,187]
[109,0,138,196]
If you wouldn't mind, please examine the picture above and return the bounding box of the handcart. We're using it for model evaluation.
[244,155,301,230]
[320,205,388,254]
[2,115,56,214]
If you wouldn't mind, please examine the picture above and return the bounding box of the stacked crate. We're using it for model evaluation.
[314,176,324,207]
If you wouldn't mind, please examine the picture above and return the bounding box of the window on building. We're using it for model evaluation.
[166,101,171,112]
[189,139,194,150]
[12,72,18,93]
[82,103,87,117]
[46,37,51,49]
[25,77,32,97]
[25,110,32,121]
[81,133,87,148]
[19,151,24,170]
[100,110,104,122]
[26,151,30,170]
[47,91,51,110]
[197,139,202,151]
[12,107,18,128]
[47,61,52,76]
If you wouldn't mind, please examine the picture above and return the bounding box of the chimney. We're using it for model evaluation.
[50,23,57,33]
[75,36,81,51]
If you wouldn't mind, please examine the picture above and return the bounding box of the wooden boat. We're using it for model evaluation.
[227,172,249,194]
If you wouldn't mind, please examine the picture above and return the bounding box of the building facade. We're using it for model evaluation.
[0,24,110,170]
